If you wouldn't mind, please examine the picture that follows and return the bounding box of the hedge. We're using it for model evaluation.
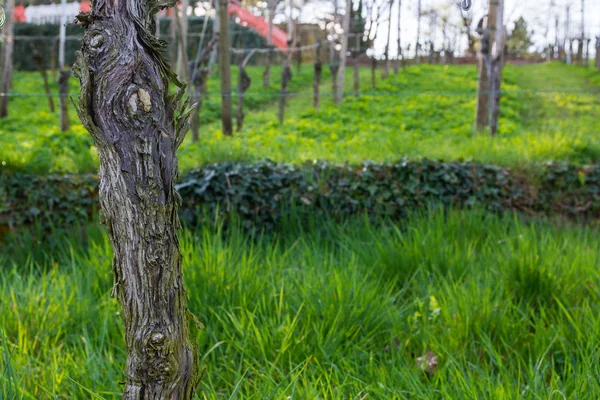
[2,160,600,235]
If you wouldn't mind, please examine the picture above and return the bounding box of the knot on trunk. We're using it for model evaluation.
[137,330,179,382]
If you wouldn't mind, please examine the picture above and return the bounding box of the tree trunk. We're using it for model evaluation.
[72,1,200,398]
[396,0,401,73]
[236,65,251,131]
[59,70,70,131]
[415,0,421,64]
[32,48,55,113]
[596,37,600,69]
[314,43,322,111]
[0,0,15,118]
[383,0,393,78]
[59,0,69,132]
[263,1,275,87]
[371,57,377,89]
[190,69,208,142]
[329,40,338,103]
[279,35,293,124]
[218,0,233,135]
[176,0,190,79]
[335,0,351,105]
[475,1,498,133]
[353,53,360,97]
[490,3,505,137]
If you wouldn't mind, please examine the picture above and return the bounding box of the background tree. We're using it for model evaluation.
[506,16,534,57]
[0,0,15,118]
[72,0,201,397]
[218,0,233,135]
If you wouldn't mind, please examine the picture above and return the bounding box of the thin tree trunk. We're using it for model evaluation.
[395,0,401,73]
[59,0,69,132]
[218,0,233,135]
[490,1,505,136]
[279,36,294,124]
[353,53,360,96]
[329,42,338,103]
[0,0,15,118]
[32,48,55,113]
[383,0,393,78]
[415,0,421,64]
[59,71,70,131]
[335,0,351,104]
[475,0,498,133]
[596,37,600,69]
[72,1,200,397]
[263,2,274,87]
[371,57,377,89]
[314,43,322,111]
[169,11,178,70]
[176,0,189,78]
[236,65,251,131]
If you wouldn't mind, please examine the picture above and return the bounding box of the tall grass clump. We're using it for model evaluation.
[2,208,600,398]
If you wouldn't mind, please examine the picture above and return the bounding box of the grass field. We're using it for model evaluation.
[2,62,599,174]
[2,209,600,399]
[3,61,600,399]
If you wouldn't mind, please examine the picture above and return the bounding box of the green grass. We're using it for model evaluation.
[0,65,324,174]
[2,209,600,398]
[2,62,599,174]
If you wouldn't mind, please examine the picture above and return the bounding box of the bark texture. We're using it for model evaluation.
[72,1,200,398]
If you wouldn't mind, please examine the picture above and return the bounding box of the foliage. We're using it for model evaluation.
[3,209,600,398]
[506,16,535,57]
[4,159,600,234]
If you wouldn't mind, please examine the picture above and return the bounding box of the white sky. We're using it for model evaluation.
[294,0,600,57]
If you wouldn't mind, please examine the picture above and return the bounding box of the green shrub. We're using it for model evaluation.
[3,159,600,235]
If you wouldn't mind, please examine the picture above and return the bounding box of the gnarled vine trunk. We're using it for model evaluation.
[73,1,200,398]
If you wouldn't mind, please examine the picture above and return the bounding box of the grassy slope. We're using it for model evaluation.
[0,65,326,174]
[2,209,600,398]
[2,63,599,174]
[181,62,600,169]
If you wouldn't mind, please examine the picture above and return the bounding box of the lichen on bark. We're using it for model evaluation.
[72,0,200,398]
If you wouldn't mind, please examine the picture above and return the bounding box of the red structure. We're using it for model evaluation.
[14,5,26,22]
[228,0,288,49]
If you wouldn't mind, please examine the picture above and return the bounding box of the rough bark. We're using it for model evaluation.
[32,48,55,113]
[72,1,200,398]
[0,0,15,118]
[218,0,233,135]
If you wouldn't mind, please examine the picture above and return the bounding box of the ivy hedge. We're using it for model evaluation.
[2,160,600,236]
